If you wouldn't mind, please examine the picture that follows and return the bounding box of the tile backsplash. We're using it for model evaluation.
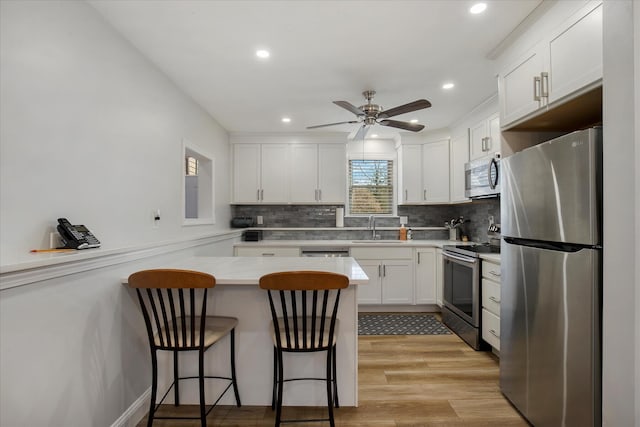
[231,198,500,243]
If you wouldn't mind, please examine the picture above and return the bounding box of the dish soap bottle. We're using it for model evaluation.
[399,224,407,240]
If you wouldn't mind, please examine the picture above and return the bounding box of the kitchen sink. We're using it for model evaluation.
[351,240,408,244]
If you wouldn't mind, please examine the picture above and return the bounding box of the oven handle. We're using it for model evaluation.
[443,251,477,264]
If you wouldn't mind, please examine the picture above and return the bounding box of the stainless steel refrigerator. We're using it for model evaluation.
[500,127,602,427]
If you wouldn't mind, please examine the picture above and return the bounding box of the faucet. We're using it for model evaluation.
[368,215,377,239]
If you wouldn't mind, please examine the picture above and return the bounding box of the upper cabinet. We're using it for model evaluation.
[233,142,345,204]
[290,144,345,204]
[498,1,602,129]
[233,143,290,203]
[398,139,450,204]
[469,112,500,161]
[449,133,469,203]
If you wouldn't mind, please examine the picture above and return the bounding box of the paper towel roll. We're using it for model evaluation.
[335,207,344,228]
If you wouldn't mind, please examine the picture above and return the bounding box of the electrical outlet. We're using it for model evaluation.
[256,215,263,225]
[488,215,494,225]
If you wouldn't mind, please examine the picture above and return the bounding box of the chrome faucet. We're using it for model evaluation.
[368,215,377,239]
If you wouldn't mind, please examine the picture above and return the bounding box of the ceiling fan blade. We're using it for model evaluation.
[378,99,432,119]
[306,120,359,129]
[333,101,365,116]
[379,119,425,132]
[353,124,369,141]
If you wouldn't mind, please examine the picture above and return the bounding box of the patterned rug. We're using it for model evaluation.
[358,313,451,335]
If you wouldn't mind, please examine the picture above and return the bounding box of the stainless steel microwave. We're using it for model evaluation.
[465,156,500,199]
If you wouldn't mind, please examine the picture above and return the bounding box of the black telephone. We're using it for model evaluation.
[57,218,101,250]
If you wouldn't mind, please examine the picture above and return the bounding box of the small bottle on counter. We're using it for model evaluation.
[399,224,407,240]
[407,228,413,240]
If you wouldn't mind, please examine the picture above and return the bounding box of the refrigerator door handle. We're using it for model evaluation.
[489,158,499,189]
[503,236,597,252]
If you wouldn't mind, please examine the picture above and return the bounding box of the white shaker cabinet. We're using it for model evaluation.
[233,144,290,203]
[469,113,500,161]
[316,144,346,203]
[290,144,345,203]
[415,247,436,304]
[498,1,602,129]
[351,247,414,305]
[449,134,469,203]
[398,140,450,204]
[481,258,501,351]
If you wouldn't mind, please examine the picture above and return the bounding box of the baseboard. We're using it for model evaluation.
[110,388,150,427]
[358,304,441,313]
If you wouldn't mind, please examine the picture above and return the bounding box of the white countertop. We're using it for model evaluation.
[122,256,369,286]
[234,239,476,249]
[479,253,501,263]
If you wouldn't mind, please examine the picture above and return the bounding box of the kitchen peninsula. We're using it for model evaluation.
[122,256,368,407]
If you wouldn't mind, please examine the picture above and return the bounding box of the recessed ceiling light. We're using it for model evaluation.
[442,82,455,90]
[410,119,419,123]
[256,49,270,59]
[281,117,291,123]
[371,134,378,138]
[469,3,487,14]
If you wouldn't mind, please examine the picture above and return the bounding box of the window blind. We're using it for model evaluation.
[348,159,394,215]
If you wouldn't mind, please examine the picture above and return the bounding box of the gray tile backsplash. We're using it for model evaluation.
[231,198,500,243]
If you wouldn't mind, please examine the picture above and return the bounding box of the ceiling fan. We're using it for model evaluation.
[307,90,432,140]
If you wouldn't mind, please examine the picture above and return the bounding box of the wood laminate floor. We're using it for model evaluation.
[136,334,528,426]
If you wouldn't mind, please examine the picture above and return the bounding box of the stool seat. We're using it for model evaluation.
[154,316,239,349]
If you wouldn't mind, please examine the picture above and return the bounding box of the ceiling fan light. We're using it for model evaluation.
[442,82,455,90]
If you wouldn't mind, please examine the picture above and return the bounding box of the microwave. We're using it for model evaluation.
[465,156,500,199]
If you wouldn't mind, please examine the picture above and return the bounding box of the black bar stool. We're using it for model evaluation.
[128,269,241,427]
[259,270,349,427]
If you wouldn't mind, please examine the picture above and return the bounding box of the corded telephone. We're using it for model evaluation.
[57,218,101,249]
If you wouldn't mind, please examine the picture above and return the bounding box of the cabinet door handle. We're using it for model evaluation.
[383,265,386,277]
[423,189,427,200]
[489,296,501,304]
[261,189,264,200]
[257,189,261,201]
[533,76,541,102]
[405,189,408,200]
[489,270,501,277]
[481,137,486,151]
[262,253,275,257]
[540,72,549,98]
[485,137,491,151]
[489,329,500,338]
[417,252,421,264]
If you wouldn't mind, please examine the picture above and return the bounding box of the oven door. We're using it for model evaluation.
[443,251,480,326]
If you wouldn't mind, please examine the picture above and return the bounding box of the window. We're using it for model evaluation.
[348,159,394,215]
[183,139,215,225]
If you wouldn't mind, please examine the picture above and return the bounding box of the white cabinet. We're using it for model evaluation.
[351,247,414,305]
[449,134,469,202]
[415,248,436,304]
[469,113,500,161]
[235,143,345,204]
[498,1,602,128]
[398,140,450,204]
[234,246,300,257]
[481,258,501,351]
[233,144,290,203]
[435,248,443,307]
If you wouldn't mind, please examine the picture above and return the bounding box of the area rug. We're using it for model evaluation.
[358,313,451,335]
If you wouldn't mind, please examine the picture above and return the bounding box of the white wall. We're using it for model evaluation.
[0,0,232,266]
[600,1,638,425]
[0,1,238,426]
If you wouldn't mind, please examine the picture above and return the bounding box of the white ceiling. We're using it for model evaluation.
[89,0,542,138]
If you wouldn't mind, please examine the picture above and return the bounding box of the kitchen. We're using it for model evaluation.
[0,1,637,427]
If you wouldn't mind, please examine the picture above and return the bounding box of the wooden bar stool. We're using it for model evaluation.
[128,269,241,427]
[259,271,349,427]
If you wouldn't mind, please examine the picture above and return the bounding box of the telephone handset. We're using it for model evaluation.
[57,218,101,250]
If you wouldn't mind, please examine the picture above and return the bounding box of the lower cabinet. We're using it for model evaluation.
[351,247,414,305]
[415,248,436,304]
[435,248,444,307]
[234,246,300,257]
[481,258,501,351]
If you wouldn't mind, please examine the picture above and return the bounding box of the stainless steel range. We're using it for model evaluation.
[442,244,500,350]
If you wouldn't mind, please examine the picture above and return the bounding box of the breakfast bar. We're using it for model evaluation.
[123,256,368,407]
